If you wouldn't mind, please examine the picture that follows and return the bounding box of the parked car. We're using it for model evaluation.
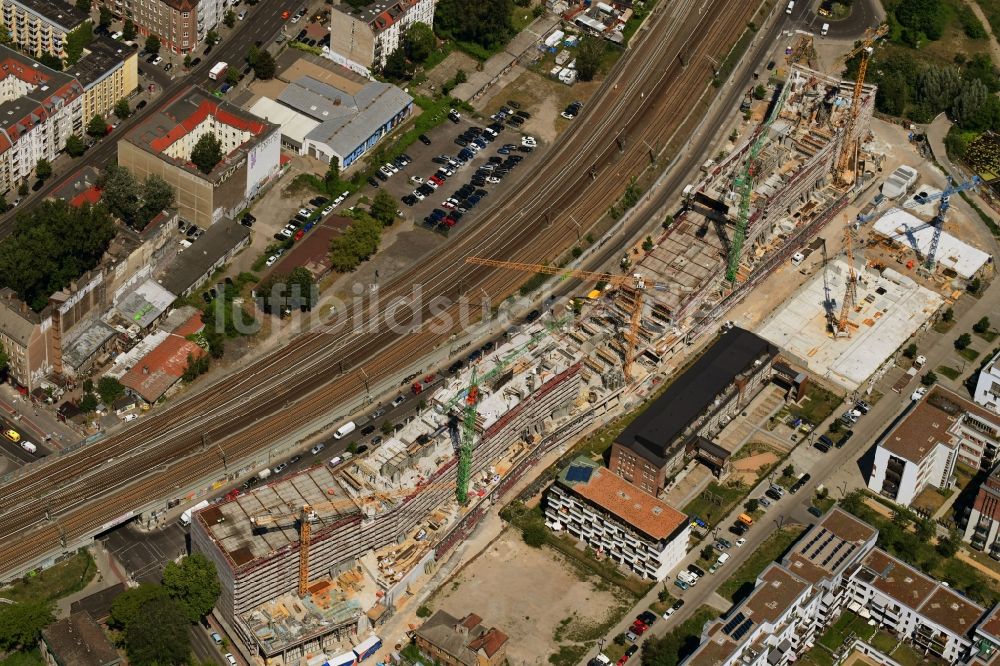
[310,443,325,455]
[418,133,432,145]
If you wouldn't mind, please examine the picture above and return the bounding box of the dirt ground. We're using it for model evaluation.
[416,51,481,97]
[428,529,629,665]
[731,451,779,485]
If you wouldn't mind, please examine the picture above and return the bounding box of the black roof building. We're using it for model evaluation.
[617,327,777,466]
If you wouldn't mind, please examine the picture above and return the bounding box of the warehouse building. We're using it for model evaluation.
[608,326,778,494]
[544,456,689,580]
[118,87,280,228]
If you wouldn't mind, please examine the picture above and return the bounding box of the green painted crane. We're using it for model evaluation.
[726,81,792,282]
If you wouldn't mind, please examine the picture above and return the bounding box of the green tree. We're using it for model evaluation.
[190,133,223,174]
[0,601,54,651]
[0,195,7,213]
[642,236,654,252]
[248,47,276,79]
[144,34,160,55]
[124,596,190,666]
[140,173,176,222]
[943,307,955,322]
[435,0,515,50]
[97,376,125,404]
[206,29,220,45]
[99,164,141,224]
[114,98,131,120]
[79,392,99,412]
[65,134,86,157]
[576,35,604,82]
[382,47,410,80]
[380,420,393,435]
[122,19,137,40]
[99,6,113,28]
[921,371,937,386]
[894,0,947,41]
[416,605,432,618]
[162,553,221,623]
[782,464,795,478]
[974,316,991,334]
[110,583,171,629]
[521,521,546,547]
[744,498,759,513]
[35,159,52,181]
[936,528,960,557]
[65,22,93,65]
[18,182,28,196]
[323,157,341,193]
[969,277,982,294]
[223,9,236,27]
[328,211,382,272]
[184,53,192,68]
[903,343,918,359]
[699,545,714,561]
[370,189,398,225]
[404,22,436,62]
[753,84,767,99]
[87,114,108,137]
[226,67,239,85]
[955,333,972,350]
[38,53,63,70]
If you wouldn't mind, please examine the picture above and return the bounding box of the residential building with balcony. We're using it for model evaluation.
[544,456,689,581]
[0,45,84,194]
[963,465,1000,556]
[329,0,435,73]
[68,35,139,120]
[869,387,1000,507]
[0,0,88,60]
[98,0,214,54]
[975,351,1000,415]
[608,326,778,494]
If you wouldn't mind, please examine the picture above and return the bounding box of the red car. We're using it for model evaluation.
[429,175,444,186]
[281,10,290,18]
[294,229,305,241]
[630,622,647,636]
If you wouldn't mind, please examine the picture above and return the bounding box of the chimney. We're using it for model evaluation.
[142,365,150,375]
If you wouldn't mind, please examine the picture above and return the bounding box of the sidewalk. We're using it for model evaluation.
[54,543,129,618]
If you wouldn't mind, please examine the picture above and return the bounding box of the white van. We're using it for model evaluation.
[333,421,356,439]
[20,441,36,454]
[785,0,794,13]
[717,553,731,566]
[821,23,830,36]
[123,413,139,422]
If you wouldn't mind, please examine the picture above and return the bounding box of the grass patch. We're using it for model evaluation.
[421,40,455,72]
[641,606,719,663]
[0,550,96,605]
[976,330,999,343]
[959,347,981,362]
[713,23,756,87]
[787,383,843,426]
[937,365,962,380]
[510,4,535,32]
[813,496,836,513]
[717,525,806,602]
[955,462,977,491]
[548,643,589,666]
[934,319,956,334]
[0,650,45,666]
[683,481,748,528]
[621,0,661,44]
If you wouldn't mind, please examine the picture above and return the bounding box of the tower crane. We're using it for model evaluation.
[464,257,647,381]
[836,222,858,337]
[249,482,455,595]
[834,24,888,187]
[901,176,981,269]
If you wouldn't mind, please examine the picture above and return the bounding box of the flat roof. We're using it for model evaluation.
[247,96,319,145]
[8,0,87,29]
[195,465,362,567]
[62,319,117,371]
[119,313,204,402]
[157,217,251,296]
[114,279,177,329]
[920,584,985,637]
[874,208,992,279]
[67,36,133,88]
[557,456,687,541]
[617,326,775,463]
[855,548,938,610]
[879,393,960,464]
[784,508,877,584]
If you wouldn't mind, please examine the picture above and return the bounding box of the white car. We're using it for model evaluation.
[297,207,312,217]
[152,55,164,65]
[279,227,293,238]
[911,386,928,401]
[662,607,676,619]
[265,255,278,266]
[384,162,398,174]
[238,10,247,19]
[735,537,746,548]
[322,204,335,215]
[413,190,425,201]
[410,175,424,184]
[111,31,123,40]
[521,135,537,147]
[426,180,438,190]
[290,14,301,22]
[334,192,348,204]
[224,654,238,666]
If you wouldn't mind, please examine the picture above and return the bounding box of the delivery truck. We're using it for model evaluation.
[209,61,228,80]
[180,499,210,526]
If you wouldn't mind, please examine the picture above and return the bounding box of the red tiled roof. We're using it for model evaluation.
[70,187,101,208]
[148,98,269,153]
[120,314,205,402]
[468,627,508,658]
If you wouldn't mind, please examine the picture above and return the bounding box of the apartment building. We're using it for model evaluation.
[0,288,54,392]
[608,326,778,494]
[329,0,435,72]
[69,36,139,121]
[684,508,995,666]
[964,465,1000,556]
[544,456,690,581]
[975,350,1000,415]
[0,0,88,60]
[99,0,219,54]
[869,387,1000,507]
[118,87,280,227]
[0,44,84,193]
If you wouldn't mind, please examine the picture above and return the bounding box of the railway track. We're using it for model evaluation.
[0,0,761,576]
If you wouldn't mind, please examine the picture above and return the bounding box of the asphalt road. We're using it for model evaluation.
[0,2,292,235]
[796,0,885,39]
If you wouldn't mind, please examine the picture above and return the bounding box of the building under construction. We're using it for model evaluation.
[613,64,878,367]
[190,335,586,663]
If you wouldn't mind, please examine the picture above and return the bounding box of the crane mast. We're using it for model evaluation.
[837,224,857,337]
[834,25,888,186]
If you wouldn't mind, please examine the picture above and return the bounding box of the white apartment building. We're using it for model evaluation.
[0,46,84,194]
[0,0,88,60]
[684,508,995,666]
[544,457,690,581]
[975,351,1000,415]
[329,0,435,72]
[963,465,1000,556]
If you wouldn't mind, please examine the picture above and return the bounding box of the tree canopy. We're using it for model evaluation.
[97,376,125,404]
[0,200,116,310]
[369,190,398,226]
[98,165,176,229]
[110,583,171,629]
[144,34,160,55]
[65,134,86,157]
[0,601,53,651]
[576,35,604,82]
[329,210,382,272]
[404,22,436,63]
[256,267,318,315]
[162,553,221,622]
[65,21,93,65]
[248,47,276,79]
[122,19,137,40]
[434,0,514,51]
[191,134,224,174]
[124,596,190,666]
[87,114,108,137]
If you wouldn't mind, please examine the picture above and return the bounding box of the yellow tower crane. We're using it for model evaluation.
[836,221,858,337]
[464,257,647,381]
[834,24,888,186]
